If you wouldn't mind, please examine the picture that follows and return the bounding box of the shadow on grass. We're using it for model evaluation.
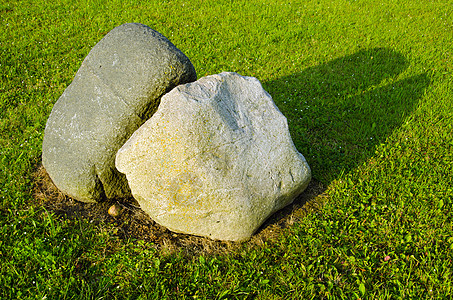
[264,47,430,184]
[254,48,430,236]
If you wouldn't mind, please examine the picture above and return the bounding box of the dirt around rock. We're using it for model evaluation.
[33,165,326,257]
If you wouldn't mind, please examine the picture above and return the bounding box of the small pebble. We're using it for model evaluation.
[108,204,122,217]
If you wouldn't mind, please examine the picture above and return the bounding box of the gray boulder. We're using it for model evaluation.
[116,72,311,241]
[42,23,197,203]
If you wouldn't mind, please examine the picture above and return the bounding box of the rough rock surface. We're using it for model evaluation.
[42,23,197,203]
[116,72,311,241]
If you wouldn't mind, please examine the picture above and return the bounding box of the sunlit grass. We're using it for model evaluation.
[1,0,452,298]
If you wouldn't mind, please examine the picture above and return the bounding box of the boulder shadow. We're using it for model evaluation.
[255,48,430,235]
[264,47,430,183]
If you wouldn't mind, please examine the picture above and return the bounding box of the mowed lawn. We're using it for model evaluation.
[1,0,452,299]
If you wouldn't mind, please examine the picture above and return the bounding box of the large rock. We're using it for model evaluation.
[116,72,311,241]
[42,23,197,203]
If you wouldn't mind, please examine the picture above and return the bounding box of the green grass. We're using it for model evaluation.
[1,0,452,298]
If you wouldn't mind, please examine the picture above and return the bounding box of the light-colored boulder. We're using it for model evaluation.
[116,72,311,241]
[42,23,197,203]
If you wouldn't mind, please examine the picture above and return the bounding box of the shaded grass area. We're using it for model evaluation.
[265,47,430,182]
[1,0,452,298]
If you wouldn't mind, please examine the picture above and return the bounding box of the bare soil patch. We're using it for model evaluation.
[33,165,326,256]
